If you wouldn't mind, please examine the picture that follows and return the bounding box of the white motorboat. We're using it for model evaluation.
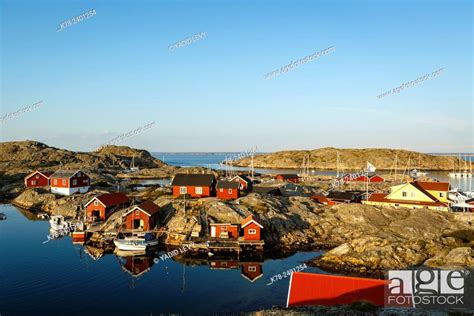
[49,215,70,230]
[114,233,158,251]
[409,169,429,178]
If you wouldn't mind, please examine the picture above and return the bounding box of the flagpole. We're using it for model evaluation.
[366,161,369,201]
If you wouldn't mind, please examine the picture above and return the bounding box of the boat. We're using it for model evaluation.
[449,154,473,178]
[114,233,158,251]
[409,169,429,178]
[0,213,6,220]
[49,215,70,230]
[130,156,139,172]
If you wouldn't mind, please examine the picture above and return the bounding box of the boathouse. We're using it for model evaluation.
[210,223,239,239]
[230,175,252,191]
[123,200,160,231]
[241,215,263,241]
[216,181,240,200]
[240,262,263,282]
[50,170,90,195]
[171,173,215,198]
[209,260,239,269]
[275,174,300,183]
[24,170,53,188]
[84,193,130,222]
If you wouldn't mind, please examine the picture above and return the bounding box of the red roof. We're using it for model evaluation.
[415,181,450,191]
[97,193,130,207]
[367,192,447,207]
[287,272,389,307]
[311,195,332,205]
[135,200,160,216]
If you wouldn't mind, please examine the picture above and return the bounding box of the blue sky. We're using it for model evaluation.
[1,0,472,152]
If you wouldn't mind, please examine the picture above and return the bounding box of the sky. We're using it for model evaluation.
[0,0,473,153]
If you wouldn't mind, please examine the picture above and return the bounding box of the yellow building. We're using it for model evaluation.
[363,181,450,211]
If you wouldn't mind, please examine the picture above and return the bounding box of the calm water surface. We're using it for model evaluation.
[0,204,325,316]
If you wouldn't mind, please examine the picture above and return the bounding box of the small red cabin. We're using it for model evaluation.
[275,174,300,183]
[24,170,52,188]
[241,262,263,282]
[230,175,252,191]
[311,195,337,206]
[50,170,90,195]
[216,181,240,200]
[368,175,385,183]
[210,223,239,239]
[241,215,263,241]
[85,193,130,221]
[123,200,160,231]
[171,174,215,198]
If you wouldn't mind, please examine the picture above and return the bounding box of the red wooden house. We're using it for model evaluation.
[216,181,240,200]
[50,170,90,196]
[230,175,252,191]
[123,200,160,231]
[122,256,154,278]
[210,223,239,239]
[241,215,263,241]
[275,174,300,183]
[85,193,130,222]
[171,174,215,198]
[24,170,53,188]
[368,175,385,182]
[241,262,263,282]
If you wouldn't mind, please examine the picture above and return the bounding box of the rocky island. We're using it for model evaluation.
[233,147,464,170]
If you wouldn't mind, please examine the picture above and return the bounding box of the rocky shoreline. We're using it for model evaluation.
[8,186,474,275]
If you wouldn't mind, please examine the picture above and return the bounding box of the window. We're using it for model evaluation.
[94,200,99,206]
[410,192,416,198]
[135,210,140,215]
[77,172,81,176]
[402,191,407,197]
[62,179,66,185]
[439,193,444,198]
[228,189,233,194]
[31,180,36,185]
[248,229,257,235]
[180,187,187,194]
[195,187,203,194]
[248,266,257,272]
[219,188,223,192]
[36,175,39,179]
[53,179,57,185]
[73,179,77,185]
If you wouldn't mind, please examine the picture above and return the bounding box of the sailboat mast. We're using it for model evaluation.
[336,151,339,178]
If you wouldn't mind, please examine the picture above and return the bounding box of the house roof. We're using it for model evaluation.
[124,200,160,217]
[241,214,263,228]
[171,174,215,187]
[415,181,450,192]
[25,170,53,180]
[50,170,87,179]
[327,191,359,201]
[275,174,299,179]
[85,193,130,208]
[252,186,281,195]
[231,175,252,184]
[367,192,447,207]
[216,180,240,189]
